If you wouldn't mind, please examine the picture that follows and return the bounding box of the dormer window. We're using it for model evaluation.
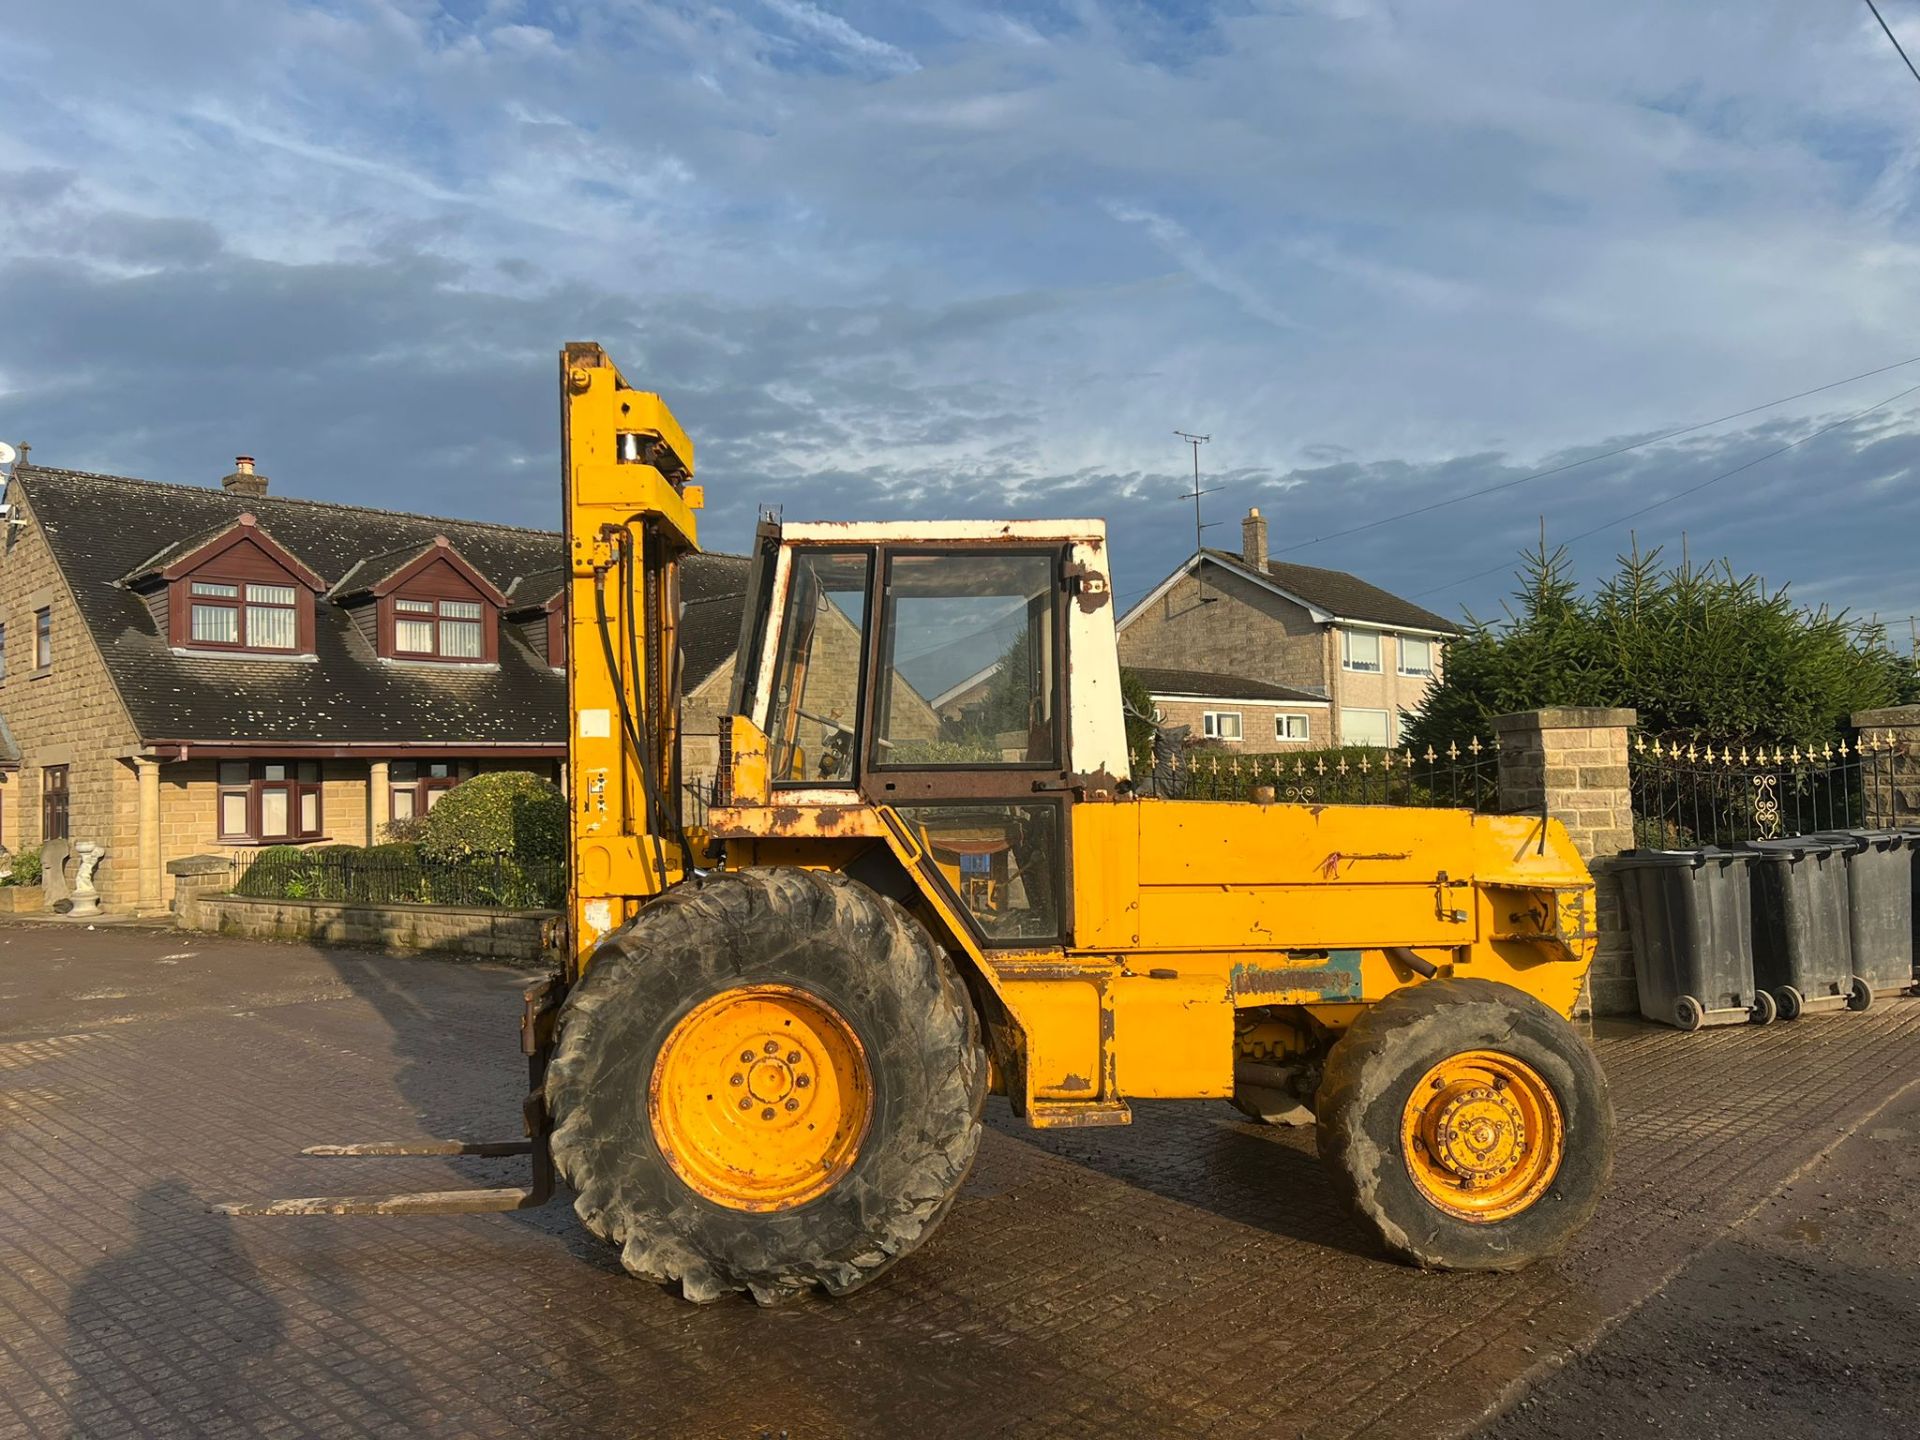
[120,512,324,658]
[328,535,506,666]
[395,597,486,659]
[189,580,299,650]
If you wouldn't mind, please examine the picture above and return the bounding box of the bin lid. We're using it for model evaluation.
[1611,845,1752,869]
[1804,827,1911,852]
[1741,835,1849,858]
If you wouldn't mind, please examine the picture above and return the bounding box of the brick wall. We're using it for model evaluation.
[1120,565,1328,694]
[159,759,379,865]
[190,892,554,962]
[0,487,145,908]
[1327,629,1445,744]
[1493,707,1638,1018]
[1855,704,1920,825]
[1148,696,1330,747]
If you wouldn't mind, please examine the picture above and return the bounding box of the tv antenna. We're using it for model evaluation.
[1175,430,1219,603]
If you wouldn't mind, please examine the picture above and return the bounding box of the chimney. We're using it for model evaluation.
[1241,506,1269,572]
[222,455,268,498]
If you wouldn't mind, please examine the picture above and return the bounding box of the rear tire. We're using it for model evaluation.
[546,868,986,1304]
[1316,978,1614,1272]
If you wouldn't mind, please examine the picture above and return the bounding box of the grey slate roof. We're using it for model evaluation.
[1200,549,1459,634]
[1129,667,1327,704]
[15,465,749,747]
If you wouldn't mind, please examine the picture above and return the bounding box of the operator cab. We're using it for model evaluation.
[723,519,1130,947]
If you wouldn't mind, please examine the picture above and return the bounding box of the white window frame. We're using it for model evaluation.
[1341,629,1381,673]
[1274,712,1310,742]
[1202,710,1243,742]
[1397,634,1435,677]
[1340,707,1392,748]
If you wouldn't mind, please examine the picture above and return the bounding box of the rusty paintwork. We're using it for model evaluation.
[1230,950,1365,1003]
[705,804,889,841]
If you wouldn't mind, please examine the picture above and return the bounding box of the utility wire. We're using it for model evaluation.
[1865,0,1920,88]
[1274,352,1920,557]
[1407,380,1920,600]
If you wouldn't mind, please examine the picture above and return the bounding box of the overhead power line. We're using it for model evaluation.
[1864,0,1920,89]
[1274,352,1920,557]
[1407,380,1920,600]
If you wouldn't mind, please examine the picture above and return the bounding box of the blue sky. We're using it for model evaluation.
[2,1,1918,632]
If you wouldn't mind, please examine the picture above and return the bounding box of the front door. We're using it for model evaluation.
[860,547,1072,949]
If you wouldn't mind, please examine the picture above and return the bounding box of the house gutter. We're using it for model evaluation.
[150,740,566,762]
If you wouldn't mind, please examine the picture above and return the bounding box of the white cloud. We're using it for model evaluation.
[758,0,920,73]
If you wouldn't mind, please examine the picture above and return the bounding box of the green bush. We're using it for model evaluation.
[419,772,565,864]
[235,845,319,899]
[3,846,42,887]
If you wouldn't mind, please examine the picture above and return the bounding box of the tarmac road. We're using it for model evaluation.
[1478,1075,1920,1439]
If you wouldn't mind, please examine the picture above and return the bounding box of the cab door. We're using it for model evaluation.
[860,545,1073,949]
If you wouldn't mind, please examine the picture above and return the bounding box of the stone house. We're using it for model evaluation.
[1118,507,1460,748]
[1128,667,1332,748]
[0,457,745,913]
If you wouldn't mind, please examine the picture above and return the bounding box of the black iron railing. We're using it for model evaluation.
[1629,732,1899,849]
[232,847,564,909]
[1138,738,1502,812]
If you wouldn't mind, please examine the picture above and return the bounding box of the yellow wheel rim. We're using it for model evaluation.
[649,985,872,1213]
[1400,1050,1564,1223]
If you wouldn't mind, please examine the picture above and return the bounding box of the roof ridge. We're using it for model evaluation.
[19,464,753,561]
[18,464,561,539]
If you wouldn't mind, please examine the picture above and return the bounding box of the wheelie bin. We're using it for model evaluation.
[1814,828,1917,998]
[1614,848,1772,1031]
[1743,835,1865,1017]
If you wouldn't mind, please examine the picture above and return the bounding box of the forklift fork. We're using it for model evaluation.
[215,975,564,1219]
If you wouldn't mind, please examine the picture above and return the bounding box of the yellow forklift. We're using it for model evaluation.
[225,344,1613,1304]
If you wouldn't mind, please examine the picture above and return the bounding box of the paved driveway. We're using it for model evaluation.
[0,923,1916,1439]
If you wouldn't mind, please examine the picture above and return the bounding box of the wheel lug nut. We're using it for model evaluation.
[740,1051,754,1064]
[761,1107,775,1120]
[737,1097,751,1111]
[764,1040,779,1054]
[729,1074,743,1086]
[785,1098,799,1112]
[786,1050,801,1064]
[795,1075,810,1088]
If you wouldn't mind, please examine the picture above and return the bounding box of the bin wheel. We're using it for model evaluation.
[1847,976,1875,1013]
[1749,990,1777,1026]
[1673,996,1705,1033]
[1775,986,1803,1021]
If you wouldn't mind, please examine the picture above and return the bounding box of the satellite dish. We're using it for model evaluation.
[0,443,15,467]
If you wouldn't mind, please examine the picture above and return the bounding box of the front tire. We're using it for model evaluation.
[546,868,986,1304]
[1316,978,1614,1272]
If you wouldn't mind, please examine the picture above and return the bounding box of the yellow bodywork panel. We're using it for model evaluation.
[708,787,1596,1125]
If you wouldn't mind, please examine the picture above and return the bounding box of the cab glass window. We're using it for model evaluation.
[894,802,1063,944]
[769,550,870,784]
[873,552,1057,767]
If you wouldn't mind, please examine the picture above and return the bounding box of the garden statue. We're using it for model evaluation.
[69,841,103,917]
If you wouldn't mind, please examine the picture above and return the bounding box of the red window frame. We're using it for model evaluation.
[388,760,473,822]
[386,595,492,662]
[218,761,324,843]
[185,579,301,652]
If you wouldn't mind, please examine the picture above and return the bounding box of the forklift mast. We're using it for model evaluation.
[559,343,703,977]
